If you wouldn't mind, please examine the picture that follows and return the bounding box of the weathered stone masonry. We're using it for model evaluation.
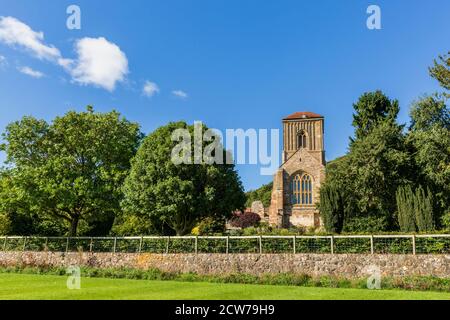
[0,252,449,279]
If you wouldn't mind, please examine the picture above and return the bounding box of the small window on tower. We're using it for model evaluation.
[297,130,307,149]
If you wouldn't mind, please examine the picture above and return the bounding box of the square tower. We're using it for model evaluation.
[282,112,325,165]
[269,111,326,229]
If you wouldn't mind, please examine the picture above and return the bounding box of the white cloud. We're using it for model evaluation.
[70,37,128,91]
[142,81,160,97]
[172,90,188,99]
[18,66,44,78]
[0,16,68,67]
[0,55,6,66]
[0,17,129,92]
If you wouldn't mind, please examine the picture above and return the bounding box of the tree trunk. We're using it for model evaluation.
[69,216,79,237]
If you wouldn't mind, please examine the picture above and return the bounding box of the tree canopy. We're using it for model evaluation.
[120,121,246,236]
[0,107,142,236]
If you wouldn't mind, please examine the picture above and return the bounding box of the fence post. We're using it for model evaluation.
[65,237,70,253]
[22,237,27,252]
[139,237,143,254]
[195,236,198,254]
[113,237,117,254]
[3,236,7,251]
[259,236,262,254]
[165,237,170,254]
[293,236,296,254]
[412,235,416,255]
[370,235,374,254]
[330,236,334,255]
[226,236,229,254]
[89,238,93,252]
[45,237,48,251]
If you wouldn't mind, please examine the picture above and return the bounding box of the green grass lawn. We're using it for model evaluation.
[0,273,448,300]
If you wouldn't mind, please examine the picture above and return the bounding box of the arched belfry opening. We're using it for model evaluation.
[297,130,308,149]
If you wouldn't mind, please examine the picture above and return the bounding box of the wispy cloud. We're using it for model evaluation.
[0,16,69,67]
[142,81,160,97]
[0,55,6,67]
[18,66,44,78]
[172,90,188,99]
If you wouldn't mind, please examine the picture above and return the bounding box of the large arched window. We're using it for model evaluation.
[292,173,313,205]
[297,130,307,149]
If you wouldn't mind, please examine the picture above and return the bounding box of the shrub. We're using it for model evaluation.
[442,212,450,231]
[342,216,389,233]
[196,217,226,235]
[230,211,261,229]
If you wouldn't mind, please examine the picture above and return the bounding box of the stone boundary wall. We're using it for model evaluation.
[0,252,449,279]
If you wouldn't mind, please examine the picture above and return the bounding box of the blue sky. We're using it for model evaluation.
[0,0,449,191]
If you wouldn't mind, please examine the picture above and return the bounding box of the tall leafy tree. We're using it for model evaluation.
[429,52,450,92]
[347,121,412,227]
[352,90,400,141]
[407,94,450,221]
[322,91,410,231]
[396,185,416,233]
[121,121,246,236]
[319,182,345,233]
[0,107,142,236]
[414,186,435,232]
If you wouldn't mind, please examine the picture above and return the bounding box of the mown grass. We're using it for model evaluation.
[1,266,449,292]
[0,273,449,300]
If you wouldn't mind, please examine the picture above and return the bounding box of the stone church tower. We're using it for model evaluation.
[268,112,325,228]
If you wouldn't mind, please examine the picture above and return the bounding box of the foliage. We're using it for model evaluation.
[396,185,416,232]
[0,107,142,236]
[0,212,10,235]
[407,95,450,220]
[342,216,390,233]
[429,51,450,92]
[196,217,226,235]
[442,212,450,232]
[230,211,261,229]
[414,186,435,232]
[319,183,345,233]
[121,121,246,236]
[245,182,272,208]
[351,90,400,141]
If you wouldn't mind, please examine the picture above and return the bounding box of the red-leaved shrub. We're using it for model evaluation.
[230,211,261,228]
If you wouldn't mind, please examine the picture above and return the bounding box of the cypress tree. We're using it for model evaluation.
[320,183,345,233]
[396,185,416,232]
[414,186,435,232]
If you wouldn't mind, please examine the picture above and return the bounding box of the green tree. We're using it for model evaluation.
[429,52,450,91]
[347,121,412,228]
[407,94,450,220]
[414,186,435,232]
[396,185,416,233]
[352,90,400,141]
[121,122,246,236]
[322,91,411,232]
[319,182,345,233]
[0,107,142,236]
[245,182,273,208]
